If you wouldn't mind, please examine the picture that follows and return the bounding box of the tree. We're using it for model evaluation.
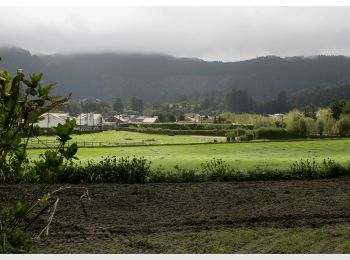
[303,105,317,120]
[341,101,350,115]
[336,117,350,136]
[130,96,144,114]
[226,89,255,113]
[276,91,291,113]
[201,94,212,110]
[64,99,81,116]
[0,70,69,181]
[285,110,308,137]
[0,68,86,253]
[113,98,124,113]
[152,111,176,122]
[330,97,343,120]
[317,119,325,137]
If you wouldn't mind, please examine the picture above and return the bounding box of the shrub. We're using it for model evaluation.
[60,156,151,184]
[219,112,274,127]
[174,165,204,182]
[201,158,232,181]
[0,69,82,253]
[254,127,288,139]
[290,158,347,179]
[290,158,321,179]
[225,128,247,142]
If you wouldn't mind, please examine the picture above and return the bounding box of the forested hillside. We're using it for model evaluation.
[1,46,350,102]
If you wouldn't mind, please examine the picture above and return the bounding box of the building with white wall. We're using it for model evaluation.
[36,113,69,128]
[75,113,105,127]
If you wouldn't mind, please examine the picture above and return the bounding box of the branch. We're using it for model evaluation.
[36,197,59,238]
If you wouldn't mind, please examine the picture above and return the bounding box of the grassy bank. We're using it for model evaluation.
[27,130,225,148]
[28,138,350,170]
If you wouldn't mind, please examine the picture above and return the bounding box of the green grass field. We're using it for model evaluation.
[27,130,225,148]
[28,133,350,170]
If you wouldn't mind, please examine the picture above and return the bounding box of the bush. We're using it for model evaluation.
[173,165,204,182]
[225,129,247,142]
[60,156,151,184]
[0,69,80,253]
[254,127,288,139]
[219,112,274,127]
[290,158,347,179]
[290,158,321,179]
[201,158,232,181]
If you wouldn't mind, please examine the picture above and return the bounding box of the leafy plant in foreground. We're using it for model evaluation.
[0,69,87,253]
[0,70,69,183]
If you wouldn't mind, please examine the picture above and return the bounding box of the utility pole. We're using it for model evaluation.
[79,100,82,131]
[47,112,50,129]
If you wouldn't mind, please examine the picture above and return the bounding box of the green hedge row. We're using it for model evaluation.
[118,127,228,136]
[120,123,254,130]
[22,157,350,184]
[254,127,306,140]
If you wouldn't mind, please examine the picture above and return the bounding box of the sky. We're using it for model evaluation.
[1,6,350,61]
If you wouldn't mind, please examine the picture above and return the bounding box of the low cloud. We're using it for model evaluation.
[1,6,350,61]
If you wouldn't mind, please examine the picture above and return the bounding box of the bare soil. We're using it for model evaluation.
[2,179,350,253]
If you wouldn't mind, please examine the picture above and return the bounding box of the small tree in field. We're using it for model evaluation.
[0,69,69,182]
[0,68,87,253]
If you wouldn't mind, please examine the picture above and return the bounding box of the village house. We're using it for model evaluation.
[105,115,129,124]
[75,113,105,127]
[268,113,285,118]
[142,116,159,123]
[104,114,130,127]
[184,113,202,122]
[105,114,159,125]
[36,113,70,128]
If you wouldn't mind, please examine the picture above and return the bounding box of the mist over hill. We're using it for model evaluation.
[1,47,350,102]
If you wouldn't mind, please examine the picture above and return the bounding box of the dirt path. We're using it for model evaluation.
[2,179,350,252]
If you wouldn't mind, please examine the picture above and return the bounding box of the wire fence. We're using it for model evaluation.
[27,139,147,148]
[26,138,225,149]
[26,136,350,149]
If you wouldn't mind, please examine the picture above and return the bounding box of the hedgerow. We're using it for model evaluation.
[16,157,350,185]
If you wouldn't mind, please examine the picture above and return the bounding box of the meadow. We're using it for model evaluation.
[28,131,350,170]
[27,130,225,148]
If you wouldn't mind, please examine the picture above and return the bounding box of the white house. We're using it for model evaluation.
[128,116,145,123]
[105,115,129,124]
[142,116,159,123]
[75,113,105,127]
[184,113,202,122]
[268,113,284,118]
[36,113,69,128]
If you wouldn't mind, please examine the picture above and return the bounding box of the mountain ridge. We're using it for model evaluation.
[1,46,350,102]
